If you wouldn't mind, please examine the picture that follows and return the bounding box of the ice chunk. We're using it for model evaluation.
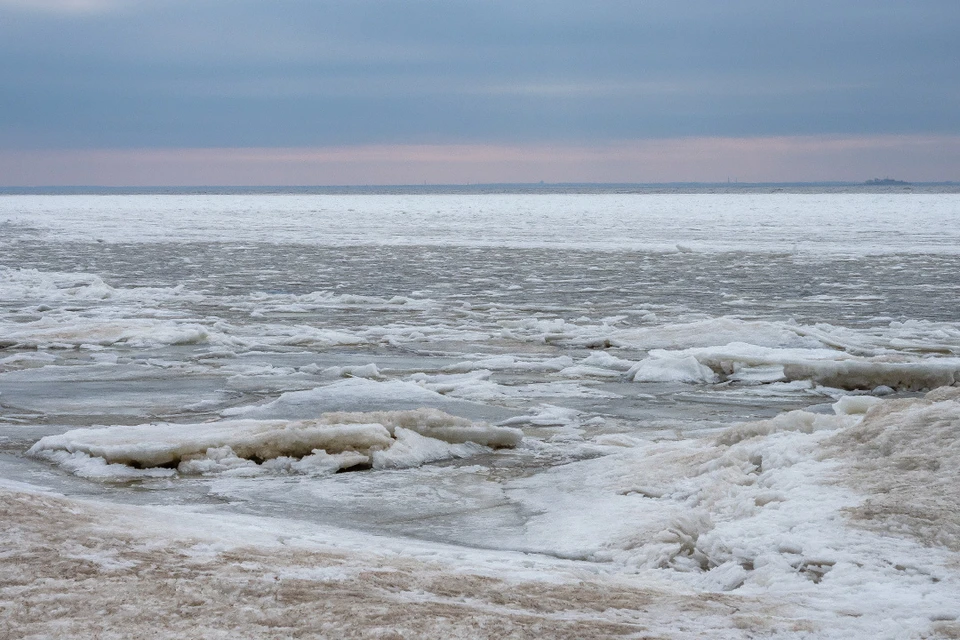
[407,370,502,401]
[716,409,857,446]
[628,341,960,391]
[0,267,200,305]
[28,420,394,469]
[629,353,718,384]
[579,351,635,371]
[726,364,786,384]
[271,326,366,347]
[782,359,959,391]
[222,378,459,418]
[372,427,485,469]
[832,395,884,415]
[557,365,623,378]
[28,408,521,477]
[4,318,211,349]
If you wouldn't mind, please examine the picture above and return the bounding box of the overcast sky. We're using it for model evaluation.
[2,0,958,185]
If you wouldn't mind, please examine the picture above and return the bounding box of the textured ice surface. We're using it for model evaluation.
[3,192,960,638]
[6,390,960,638]
[501,391,960,629]
[825,386,960,551]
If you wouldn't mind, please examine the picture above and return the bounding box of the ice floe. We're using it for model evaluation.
[27,408,521,479]
[628,342,960,390]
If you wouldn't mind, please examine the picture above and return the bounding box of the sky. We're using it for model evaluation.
[1,0,958,185]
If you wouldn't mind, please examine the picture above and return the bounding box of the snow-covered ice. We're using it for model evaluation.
[3,191,960,638]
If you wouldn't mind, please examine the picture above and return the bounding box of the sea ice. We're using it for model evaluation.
[626,341,960,391]
[27,408,521,478]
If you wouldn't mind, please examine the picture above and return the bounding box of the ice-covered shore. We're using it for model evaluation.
[0,483,782,640]
[7,389,960,638]
[4,192,960,638]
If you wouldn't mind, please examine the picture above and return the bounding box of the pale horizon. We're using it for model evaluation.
[3,135,959,187]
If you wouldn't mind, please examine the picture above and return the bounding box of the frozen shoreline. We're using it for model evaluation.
[3,193,960,638]
[0,484,764,640]
[5,389,960,638]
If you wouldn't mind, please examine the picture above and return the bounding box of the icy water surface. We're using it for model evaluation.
[2,192,960,636]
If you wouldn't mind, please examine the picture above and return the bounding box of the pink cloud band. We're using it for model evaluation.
[2,135,958,186]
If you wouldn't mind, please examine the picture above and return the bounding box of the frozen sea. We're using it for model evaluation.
[2,189,960,638]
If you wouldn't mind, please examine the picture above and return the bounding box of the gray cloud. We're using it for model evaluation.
[1,0,958,149]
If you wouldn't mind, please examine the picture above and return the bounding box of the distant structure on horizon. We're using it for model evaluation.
[864,178,911,185]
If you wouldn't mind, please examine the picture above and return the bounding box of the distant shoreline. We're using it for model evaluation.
[1,182,958,196]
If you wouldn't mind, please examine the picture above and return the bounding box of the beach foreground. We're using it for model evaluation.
[4,386,959,639]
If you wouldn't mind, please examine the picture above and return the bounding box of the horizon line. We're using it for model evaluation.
[2,180,958,192]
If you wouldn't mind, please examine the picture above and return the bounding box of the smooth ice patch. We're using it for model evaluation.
[222,377,517,422]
